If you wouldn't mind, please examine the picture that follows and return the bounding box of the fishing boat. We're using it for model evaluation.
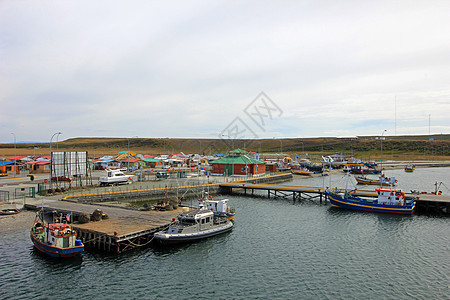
[355,175,397,186]
[326,188,415,214]
[200,193,235,220]
[291,168,314,176]
[405,164,415,172]
[0,208,20,215]
[153,208,233,245]
[348,165,381,174]
[30,211,84,258]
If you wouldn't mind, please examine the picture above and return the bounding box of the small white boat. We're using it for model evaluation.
[99,169,134,186]
[153,209,233,245]
[355,174,397,186]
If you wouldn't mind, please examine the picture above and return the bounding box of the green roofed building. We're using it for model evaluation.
[210,150,265,176]
[143,158,164,168]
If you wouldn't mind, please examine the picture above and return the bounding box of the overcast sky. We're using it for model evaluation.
[1,0,449,143]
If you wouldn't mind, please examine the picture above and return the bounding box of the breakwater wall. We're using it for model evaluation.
[62,172,293,203]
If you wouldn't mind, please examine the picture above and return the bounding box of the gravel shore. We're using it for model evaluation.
[0,210,35,233]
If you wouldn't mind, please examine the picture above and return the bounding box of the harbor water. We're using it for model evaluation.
[0,168,449,299]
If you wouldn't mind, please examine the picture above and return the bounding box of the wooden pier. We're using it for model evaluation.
[219,183,450,215]
[25,201,184,253]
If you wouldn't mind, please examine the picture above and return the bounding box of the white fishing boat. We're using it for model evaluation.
[153,208,233,245]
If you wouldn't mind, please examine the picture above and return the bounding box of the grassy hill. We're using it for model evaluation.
[0,135,449,161]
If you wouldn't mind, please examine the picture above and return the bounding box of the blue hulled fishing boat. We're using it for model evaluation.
[326,188,415,215]
[31,211,84,258]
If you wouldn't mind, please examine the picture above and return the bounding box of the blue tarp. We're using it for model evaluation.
[95,159,114,163]
[0,161,13,166]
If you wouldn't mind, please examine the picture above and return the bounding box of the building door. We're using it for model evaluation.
[224,164,233,176]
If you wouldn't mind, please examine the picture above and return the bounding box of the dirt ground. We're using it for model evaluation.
[0,210,36,233]
[73,207,186,236]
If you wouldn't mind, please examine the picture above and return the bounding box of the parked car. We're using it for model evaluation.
[51,176,72,182]
[156,172,169,179]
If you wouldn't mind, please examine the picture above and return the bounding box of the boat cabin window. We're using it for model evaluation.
[107,171,112,177]
[205,217,210,223]
[181,218,196,224]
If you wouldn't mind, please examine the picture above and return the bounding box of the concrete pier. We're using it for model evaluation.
[25,201,184,253]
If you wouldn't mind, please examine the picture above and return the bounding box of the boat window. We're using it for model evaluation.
[205,217,210,223]
[201,219,205,224]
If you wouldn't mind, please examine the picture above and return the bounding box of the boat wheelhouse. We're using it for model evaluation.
[199,194,235,220]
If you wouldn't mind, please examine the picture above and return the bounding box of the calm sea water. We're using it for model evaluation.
[1,168,449,299]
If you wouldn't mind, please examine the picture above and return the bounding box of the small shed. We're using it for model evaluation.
[0,161,15,174]
[27,160,51,173]
[143,158,164,168]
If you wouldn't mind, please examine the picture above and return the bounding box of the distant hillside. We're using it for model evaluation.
[0,135,449,160]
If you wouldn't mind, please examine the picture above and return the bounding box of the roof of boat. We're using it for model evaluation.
[44,223,71,230]
[179,208,213,219]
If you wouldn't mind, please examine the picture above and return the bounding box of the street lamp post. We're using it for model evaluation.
[11,133,16,177]
[56,133,62,152]
[49,132,62,184]
[380,130,387,176]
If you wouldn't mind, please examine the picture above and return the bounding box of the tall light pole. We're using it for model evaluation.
[56,132,62,152]
[50,132,62,184]
[380,130,387,176]
[11,133,16,177]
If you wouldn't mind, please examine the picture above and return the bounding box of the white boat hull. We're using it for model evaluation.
[154,221,233,245]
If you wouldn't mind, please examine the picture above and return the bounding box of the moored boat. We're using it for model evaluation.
[355,175,397,186]
[291,168,314,176]
[0,208,20,215]
[153,208,233,245]
[326,188,415,214]
[30,211,84,258]
[405,164,415,172]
